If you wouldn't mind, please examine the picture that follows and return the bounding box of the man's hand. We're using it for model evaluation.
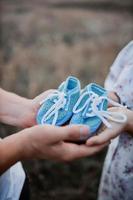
[22,125,108,162]
[0,125,108,174]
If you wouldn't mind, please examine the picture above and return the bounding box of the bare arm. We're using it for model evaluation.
[0,88,108,174]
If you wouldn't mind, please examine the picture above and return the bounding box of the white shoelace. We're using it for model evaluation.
[73,91,127,128]
[40,91,67,125]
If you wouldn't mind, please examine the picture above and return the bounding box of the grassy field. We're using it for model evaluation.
[0,1,133,199]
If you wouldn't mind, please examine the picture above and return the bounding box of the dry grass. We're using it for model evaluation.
[0,1,133,199]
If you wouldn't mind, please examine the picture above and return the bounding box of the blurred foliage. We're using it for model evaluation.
[0,0,133,199]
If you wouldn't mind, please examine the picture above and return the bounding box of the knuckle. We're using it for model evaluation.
[68,127,79,139]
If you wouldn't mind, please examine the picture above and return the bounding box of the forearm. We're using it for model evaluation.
[0,130,29,174]
[0,88,34,127]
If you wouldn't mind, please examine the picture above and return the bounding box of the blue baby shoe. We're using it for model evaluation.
[70,83,127,139]
[70,83,108,137]
[36,76,81,125]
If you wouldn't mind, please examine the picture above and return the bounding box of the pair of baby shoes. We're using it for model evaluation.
[36,76,126,139]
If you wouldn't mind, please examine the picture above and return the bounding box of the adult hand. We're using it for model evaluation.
[22,125,108,162]
[86,107,133,147]
[107,91,120,107]
[0,88,55,128]
[0,125,108,174]
[21,89,56,128]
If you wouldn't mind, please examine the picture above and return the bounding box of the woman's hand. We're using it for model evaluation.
[86,107,133,146]
[0,125,108,174]
[107,91,120,107]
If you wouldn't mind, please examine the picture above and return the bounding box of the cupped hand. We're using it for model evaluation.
[86,107,130,147]
[19,90,56,128]
[21,125,108,162]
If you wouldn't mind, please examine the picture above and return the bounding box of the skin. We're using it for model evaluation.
[107,91,121,106]
[86,107,133,146]
[0,88,108,174]
[0,88,57,128]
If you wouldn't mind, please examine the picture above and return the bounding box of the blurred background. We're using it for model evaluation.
[0,0,133,199]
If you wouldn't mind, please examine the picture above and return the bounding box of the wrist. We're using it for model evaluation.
[19,127,38,160]
[0,131,27,173]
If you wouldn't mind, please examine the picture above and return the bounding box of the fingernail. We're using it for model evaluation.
[80,126,90,140]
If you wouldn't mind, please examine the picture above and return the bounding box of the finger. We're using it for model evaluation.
[86,128,117,146]
[34,89,57,104]
[57,125,89,142]
[60,142,109,161]
[40,124,90,143]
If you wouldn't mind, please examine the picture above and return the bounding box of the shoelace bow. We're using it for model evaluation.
[73,91,127,128]
[40,91,67,125]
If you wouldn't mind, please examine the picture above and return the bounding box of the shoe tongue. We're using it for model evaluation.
[63,78,70,93]
[59,77,72,93]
